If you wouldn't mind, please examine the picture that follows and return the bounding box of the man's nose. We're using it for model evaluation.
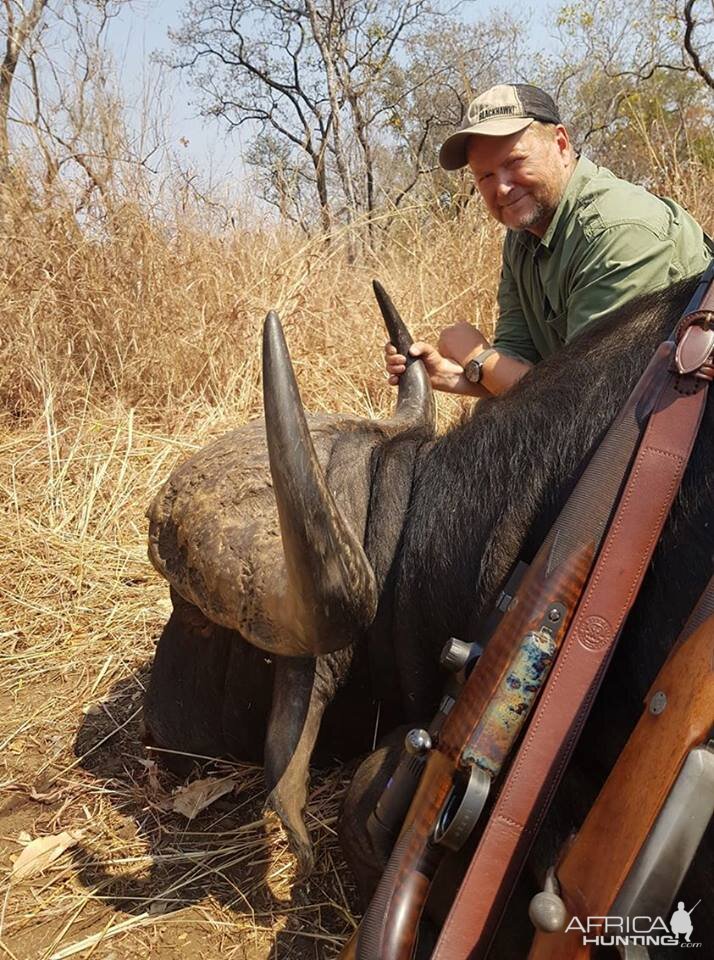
[494,173,512,198]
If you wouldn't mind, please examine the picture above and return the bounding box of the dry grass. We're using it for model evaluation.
[1,160,712,959]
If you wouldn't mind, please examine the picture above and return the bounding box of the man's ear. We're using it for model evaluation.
[554,124,572,161]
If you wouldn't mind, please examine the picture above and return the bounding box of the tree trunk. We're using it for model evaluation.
[304,0,358,225]
[0,0,49,184]
[349,93,375,247]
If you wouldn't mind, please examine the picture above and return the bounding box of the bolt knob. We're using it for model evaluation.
[405,728,432,755]
[528,891,568,933]
[440,637,472,672]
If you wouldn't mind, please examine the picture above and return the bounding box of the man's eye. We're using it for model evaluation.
[478,173,492,182]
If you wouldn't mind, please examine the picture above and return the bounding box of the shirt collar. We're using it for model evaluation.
[538,155,595,251]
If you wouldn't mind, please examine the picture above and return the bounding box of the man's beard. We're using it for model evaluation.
[508,196,556,232]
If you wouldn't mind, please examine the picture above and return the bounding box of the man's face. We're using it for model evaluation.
[467,125,573,236]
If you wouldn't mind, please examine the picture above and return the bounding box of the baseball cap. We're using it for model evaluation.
[439,84,561,171]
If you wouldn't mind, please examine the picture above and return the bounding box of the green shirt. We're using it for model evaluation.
[493,156,713,364]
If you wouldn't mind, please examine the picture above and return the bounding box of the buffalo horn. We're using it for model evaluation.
[373,279,435,428]
[262,312,378,656]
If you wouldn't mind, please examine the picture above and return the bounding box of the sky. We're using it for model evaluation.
[103,0,558,186]
[105,1,240,184]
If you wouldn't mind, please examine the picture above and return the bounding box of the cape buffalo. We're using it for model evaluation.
[144,277,713,954]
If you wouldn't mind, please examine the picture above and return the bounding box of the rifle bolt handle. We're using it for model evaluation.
[528,890,568,933]
[405,728,432,755]
[529,867,567,932]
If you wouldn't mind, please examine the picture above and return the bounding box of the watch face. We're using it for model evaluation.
[464,357,482,383]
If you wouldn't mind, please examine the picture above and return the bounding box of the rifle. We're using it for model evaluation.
[527,576,714,959]
[343,340,675,960]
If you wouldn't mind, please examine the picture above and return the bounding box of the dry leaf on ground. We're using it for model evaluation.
[11,830,84,880]
[171,776,237,819]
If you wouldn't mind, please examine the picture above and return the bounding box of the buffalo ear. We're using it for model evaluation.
[373,279,435,430]
[262,311,378,656]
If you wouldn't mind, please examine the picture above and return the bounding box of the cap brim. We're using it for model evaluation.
[439,117,534,171]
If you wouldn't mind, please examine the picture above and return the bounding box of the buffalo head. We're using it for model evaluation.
[147,282,433,658]
[145,282,435,870]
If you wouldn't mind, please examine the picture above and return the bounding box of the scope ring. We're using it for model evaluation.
[433,764,491,852]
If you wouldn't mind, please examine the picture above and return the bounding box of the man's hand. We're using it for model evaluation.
[437,322,489,366]
[384,341,478,395]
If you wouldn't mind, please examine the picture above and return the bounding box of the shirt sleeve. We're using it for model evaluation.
[564,223,685,344]
[492,245,541,365]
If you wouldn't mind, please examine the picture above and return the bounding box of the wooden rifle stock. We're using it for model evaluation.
[527,588,714,960]
[350,545,591,959]
[344,343,675,960]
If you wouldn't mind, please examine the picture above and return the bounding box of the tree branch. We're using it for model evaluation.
[683,0,714,89]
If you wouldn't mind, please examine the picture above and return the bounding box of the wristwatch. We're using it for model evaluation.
[463,348,498,384]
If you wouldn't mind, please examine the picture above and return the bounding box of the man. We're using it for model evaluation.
[385,83,713,397]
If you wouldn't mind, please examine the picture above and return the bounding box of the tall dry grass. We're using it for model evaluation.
[0,172,505,428]
[1,153,712,959]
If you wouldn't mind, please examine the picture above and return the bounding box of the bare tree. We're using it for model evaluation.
[683,0,714,89]
[540,0,713,181]
[0,0,48,181]
[303,0,435,238]
[1,0,169,221]
[169,0,345,232]
[169,0,524,236]
[169,0,441,232]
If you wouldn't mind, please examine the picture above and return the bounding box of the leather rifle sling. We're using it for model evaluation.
[431,271,714,960]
